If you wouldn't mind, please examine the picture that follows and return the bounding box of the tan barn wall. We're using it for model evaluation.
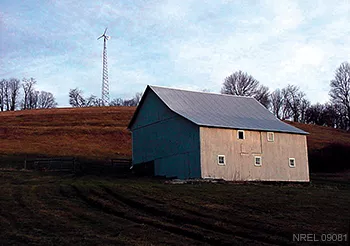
[200,127,309,182]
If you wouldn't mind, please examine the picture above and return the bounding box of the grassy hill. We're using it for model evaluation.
[287,121,350,150]
[287,121,350,172]
[0,107,134,163]
[1,107,349,172]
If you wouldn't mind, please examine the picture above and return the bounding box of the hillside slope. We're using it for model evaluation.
[1,107,349,171]
[287,121,350,149]
[0,107,134,160]
[287,121,350,172]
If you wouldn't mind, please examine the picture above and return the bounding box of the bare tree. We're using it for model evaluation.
[123,98,138,106]
[133,92,143,105]
[7,78,21,111]
[280,88,292,120]
[270,89,284,119]
[22,77,36,109]
[322,104,337,128]
[254,85,270,108]
[29,90,39,109]
[281,85,309,122]
[305,103,325,125]
[299,98,311,123]
[86,95,103,106]
[221,70,270,108]
[1,79,13,111]
[69,88,86,107]
[38,91,57,108]
[304,103,341,128]
[68,88,103,107]
[221,70,259,96]
[329,62,350,129]
[1,77,57,111]
[0,79,5,111]
[110,98,124,106]
[3,80,10,110]
[332,104,348,129]
[110,92,143,107]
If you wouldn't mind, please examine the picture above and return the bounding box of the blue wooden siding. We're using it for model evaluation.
[131,90,201,179]
[131,90,175,130]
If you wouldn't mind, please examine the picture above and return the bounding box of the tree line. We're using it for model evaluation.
[68,88,142,107]
[68,62,349,130]
[0,78,57,111]
[220,62,350,130]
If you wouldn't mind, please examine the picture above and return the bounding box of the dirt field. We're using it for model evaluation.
[0,170,348,246]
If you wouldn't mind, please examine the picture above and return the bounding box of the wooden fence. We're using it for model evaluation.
[24,157,77,172]
[84,158,132,175]
[111,158,132,168]
[23,157,132,175]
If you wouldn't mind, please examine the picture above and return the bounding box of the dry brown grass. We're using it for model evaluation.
[286,121,350,150]
[0,107,135,160]
[286,121,350,172]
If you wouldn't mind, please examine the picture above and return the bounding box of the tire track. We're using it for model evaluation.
[124,186,297,241]
[102,186,288,246]
[71,185,251,246]
[58,185,129,235]
[171,200,294,242]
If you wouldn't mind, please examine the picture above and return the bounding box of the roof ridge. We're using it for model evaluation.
[148,85,255,99]
[128,85,308,135]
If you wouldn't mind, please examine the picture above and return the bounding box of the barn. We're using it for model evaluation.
[128,85,310,182]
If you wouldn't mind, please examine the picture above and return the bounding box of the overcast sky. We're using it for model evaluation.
[1,0,349,107]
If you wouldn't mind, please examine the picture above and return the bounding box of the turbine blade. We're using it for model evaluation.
[104,27,107,35]
[97,35,103,40]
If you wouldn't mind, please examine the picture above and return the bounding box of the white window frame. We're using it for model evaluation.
[237,130,245,140]
[254,156,262,167]
[289,158,296,168]
[218,155,226,166]
[267,132,274,142]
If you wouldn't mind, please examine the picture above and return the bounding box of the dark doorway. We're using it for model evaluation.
[133,160,155,176]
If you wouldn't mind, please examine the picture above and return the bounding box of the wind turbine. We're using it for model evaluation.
[98,28,110,106]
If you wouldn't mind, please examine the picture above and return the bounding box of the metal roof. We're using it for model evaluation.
[130,85,308,135]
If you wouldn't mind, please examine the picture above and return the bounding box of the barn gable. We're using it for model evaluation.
[129,87,201,179]
[128,86,176,130]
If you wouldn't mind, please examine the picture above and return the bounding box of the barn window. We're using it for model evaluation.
[237,130,245,140]
[267,132,274,142]
[254,156,262,167]
[289,158,296,168]
[218,155,226,165]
